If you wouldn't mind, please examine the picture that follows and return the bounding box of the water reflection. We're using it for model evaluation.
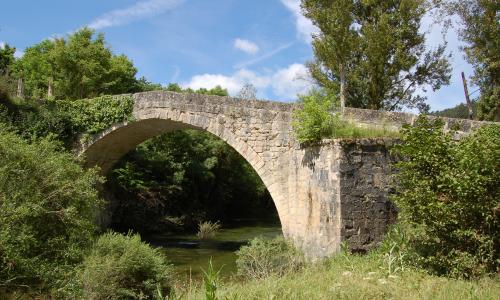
[143,219,281,279]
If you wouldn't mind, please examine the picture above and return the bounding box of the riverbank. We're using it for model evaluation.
[176,251,500,299]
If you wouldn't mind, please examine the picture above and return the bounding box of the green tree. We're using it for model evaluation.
[13,40,55,99]
[302,0,357,111]
[15,28,139,100]
[0,43,16,76]
[392,117,499,277]
[453,0,499,121]
[302,0,451,111]
[0,124,103,290]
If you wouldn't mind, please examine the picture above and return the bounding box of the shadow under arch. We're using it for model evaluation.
[79,117,285,229]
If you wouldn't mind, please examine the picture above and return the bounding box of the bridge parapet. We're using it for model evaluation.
[79,91,493,259]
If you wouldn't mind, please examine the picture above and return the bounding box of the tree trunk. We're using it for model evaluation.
[339,63,346,114]
[461,72,473,120]
[16,78,24,100]
[47,77,53,99]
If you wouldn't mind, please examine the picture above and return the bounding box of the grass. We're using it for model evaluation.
[330,120,401,139]
[197,221,221,240]
[177,251,500,300]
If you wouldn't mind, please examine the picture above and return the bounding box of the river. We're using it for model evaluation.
[144,219,282,280]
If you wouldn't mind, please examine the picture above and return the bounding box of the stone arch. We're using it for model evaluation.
[79,112,286,228]
[77,91,413,259]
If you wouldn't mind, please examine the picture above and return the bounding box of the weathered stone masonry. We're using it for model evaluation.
[79,91,487,259]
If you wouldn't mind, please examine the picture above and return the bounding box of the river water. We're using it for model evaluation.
[144,219,282,279]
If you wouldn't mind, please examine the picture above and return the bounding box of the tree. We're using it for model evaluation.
[0,125,103,289]
[13,40,55,99]
[302,0,357,111]
[15,28,139,100]
[453,0,499,121]
[392,117,499,277]
[0,43,16,76]
[236,83,258,100]
[302,0,451,111]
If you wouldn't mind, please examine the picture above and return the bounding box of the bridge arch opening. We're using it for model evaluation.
[82,117,283,274]
[83,116,286,226]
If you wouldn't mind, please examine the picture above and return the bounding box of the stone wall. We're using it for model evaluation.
[337,138,398,252]
[343,107,492,138]
[79,91,492,259]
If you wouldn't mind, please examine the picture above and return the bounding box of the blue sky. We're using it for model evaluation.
[0,0,475,110]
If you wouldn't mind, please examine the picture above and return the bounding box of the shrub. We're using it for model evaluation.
[292,88,337,143]
[80,232,174,300]
[197,221,221,240]
[0,125,103,290]
[58,94,134,138]
[1,95,134,147]
[292,88,399,143]
[236,237,305,280]
[391,116,499,277]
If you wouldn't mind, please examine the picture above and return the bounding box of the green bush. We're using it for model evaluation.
[292,88,337,143]
[391,116,499,277]
[80,232,174,300]
[58,94,134,137]
[1,95,134,146]
[0,124,103,290]
[292,88,399,143]
[236,237,305,280]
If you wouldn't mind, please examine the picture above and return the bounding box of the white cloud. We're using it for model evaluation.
[0,41,5,49]
[234,38,259,55]
[280,0,318,43]
[88,0,185,30]
[271,63,312,98]
[182,69,270,96]
[182,63,313,100]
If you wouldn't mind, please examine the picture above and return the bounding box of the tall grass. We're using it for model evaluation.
[178,235,499,300]
[330,120,400,139]
[197,221,221,240]
[182,253,499,300]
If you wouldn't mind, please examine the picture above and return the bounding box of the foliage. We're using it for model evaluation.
[431,101,477,119]
[80,232,173,300]
[292,88,400,143]
[108,129,274,233]
[0,76,15,113]
[453,0,499,121]
[197,221,222,240]
[391,116,499,277]
[302,0,451,111]
[236,237,305,280]
[201,259,221,300]
[0,43,16,76]
[164,83,229,97]
[0,125,103,290]
[14,28,140,100]
[191,249,500,300]
[58,95,135,138]
[136,76,164,92]
[292,88,337,142]
[106,83,269,234]
[0,94,134,146]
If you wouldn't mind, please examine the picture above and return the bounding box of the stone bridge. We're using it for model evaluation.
[79,91,487,258]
